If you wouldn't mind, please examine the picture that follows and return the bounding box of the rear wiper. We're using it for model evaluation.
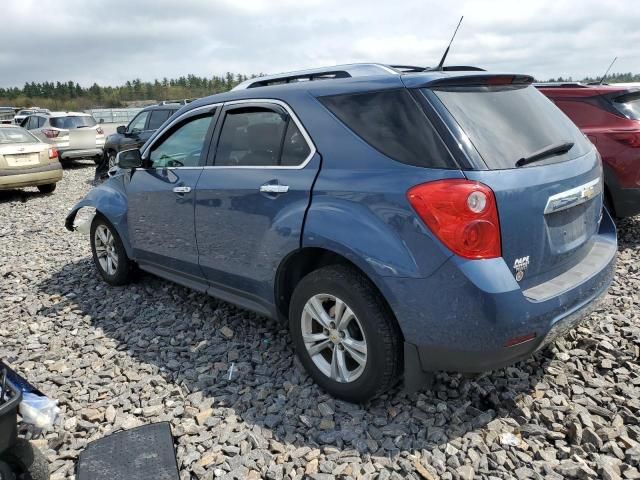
[515,141,574,167]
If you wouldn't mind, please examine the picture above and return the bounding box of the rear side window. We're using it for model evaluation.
[147,110,173,130]
[430,85,592,169]
[215,106,311,167]
[318,89,454,168]
[50,116,97,129]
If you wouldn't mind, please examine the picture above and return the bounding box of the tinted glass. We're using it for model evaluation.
[613,93,640,120]
[149,115,213,168]
[281,120,311,166]
[0,128,38,144]
[215,108,288,166]
[319,89,454,168]
[50,116,97,129]
[147,110,173,130]
[37,117,46,128]
[431,85,591,169]
[127,112,149,133]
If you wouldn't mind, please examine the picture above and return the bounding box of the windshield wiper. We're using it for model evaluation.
[515,141,574,168]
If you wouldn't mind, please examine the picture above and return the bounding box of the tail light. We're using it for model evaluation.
[49,147,58,159]
[96,126,104,135]
[407,179,501,259]
[42,128,59,138]
[611,132,640,148]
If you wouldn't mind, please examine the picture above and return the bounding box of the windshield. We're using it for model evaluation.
[17,110,33,116]
[0,128,39,144]
[613,93,640,120]
[429,84,591,169]
[50,116,97,129]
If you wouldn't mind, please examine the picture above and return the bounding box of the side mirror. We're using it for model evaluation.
[116,125,126,135]
[116,149,144,169]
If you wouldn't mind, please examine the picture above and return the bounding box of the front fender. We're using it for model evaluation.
[65,175,133,257]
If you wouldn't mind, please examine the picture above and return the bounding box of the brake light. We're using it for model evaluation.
[407,179,501,259]
[96,126,104,135]
[611,132,640,148]
[48,147,58,159]
[42,128,59,138]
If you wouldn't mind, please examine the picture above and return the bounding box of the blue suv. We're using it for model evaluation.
[66,64,617,402]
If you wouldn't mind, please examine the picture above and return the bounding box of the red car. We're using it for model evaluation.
[538,83,640,217]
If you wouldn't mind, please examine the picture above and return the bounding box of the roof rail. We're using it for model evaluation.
[232,63,400,90]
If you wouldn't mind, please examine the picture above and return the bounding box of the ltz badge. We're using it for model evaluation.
[513,256,530,282]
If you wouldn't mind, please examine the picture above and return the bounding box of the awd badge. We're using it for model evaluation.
[513,256,530,282]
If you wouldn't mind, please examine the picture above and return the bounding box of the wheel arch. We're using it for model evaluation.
[274,246,404,341]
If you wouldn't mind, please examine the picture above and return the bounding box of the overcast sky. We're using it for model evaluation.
[1,0,639,88]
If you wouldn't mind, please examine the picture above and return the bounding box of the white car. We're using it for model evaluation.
[23,112,105,163]
[13,108,50,125]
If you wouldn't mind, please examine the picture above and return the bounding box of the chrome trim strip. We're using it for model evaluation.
[544,177,602,214]
[142,99,317,171]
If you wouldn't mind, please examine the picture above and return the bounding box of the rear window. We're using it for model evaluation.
[430,85,591,169]
[612,92,640,120]
[50,116,97,129]
[319,89,455,168]
[0,128,38,144]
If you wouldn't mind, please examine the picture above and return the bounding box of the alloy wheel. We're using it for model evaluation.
[94,224,118,275]
[301,294,368,383]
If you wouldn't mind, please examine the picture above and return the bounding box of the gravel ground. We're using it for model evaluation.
[1,163,639,480]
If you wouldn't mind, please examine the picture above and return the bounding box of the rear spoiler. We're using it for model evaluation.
[425,74,534,88]
[403,74,535,89]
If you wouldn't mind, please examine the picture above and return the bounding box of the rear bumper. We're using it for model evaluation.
[0,163,63,189]
[58,148,103,160]
[380,210,617,377]
[603,162,640,218]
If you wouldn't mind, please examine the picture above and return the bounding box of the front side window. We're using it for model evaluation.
[215,106,310,167]
[149,115,213,168]
[127,112,149,133]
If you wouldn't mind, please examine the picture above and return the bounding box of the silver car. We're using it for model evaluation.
[23,112,105,162]
[13,108,50,125]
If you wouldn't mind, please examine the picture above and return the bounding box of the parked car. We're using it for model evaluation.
[0,124,62,193]
[66,64,616,402]
[537,83,640,217]
[0,108,16,125]
[13,108,50,125]
[95,104,181,181]
[23,112,105,163]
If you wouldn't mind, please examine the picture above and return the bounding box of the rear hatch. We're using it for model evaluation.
[48,115,103,147]
[423,78,603,288]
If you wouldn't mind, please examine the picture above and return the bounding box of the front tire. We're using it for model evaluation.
[0,439,49,480]
[289,265,402,402]
[90,215,133,286]
[37,183,56,194]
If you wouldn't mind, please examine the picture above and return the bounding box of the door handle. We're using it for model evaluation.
[173,186,191,194]
[260,184,289,194]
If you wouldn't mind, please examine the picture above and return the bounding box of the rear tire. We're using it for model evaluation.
[37,183,56,194]
[90,214,133,286]
[0,439,49,480]
[289,265,402,403]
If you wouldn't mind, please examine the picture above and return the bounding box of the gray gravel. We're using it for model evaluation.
[1,163,639,480]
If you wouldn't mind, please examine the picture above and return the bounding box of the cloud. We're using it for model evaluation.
[0,0,638,88]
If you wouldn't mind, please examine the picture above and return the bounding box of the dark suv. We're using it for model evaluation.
[68,64,616,401]
[537,83,640,217]
[97,104,181,178]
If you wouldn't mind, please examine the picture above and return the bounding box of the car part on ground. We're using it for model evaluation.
[0,125,62,192]
[66,63,616,401]
[537,82,640,218]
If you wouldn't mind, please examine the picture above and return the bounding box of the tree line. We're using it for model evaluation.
[0,73,253,111]
[1,70,639,112]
